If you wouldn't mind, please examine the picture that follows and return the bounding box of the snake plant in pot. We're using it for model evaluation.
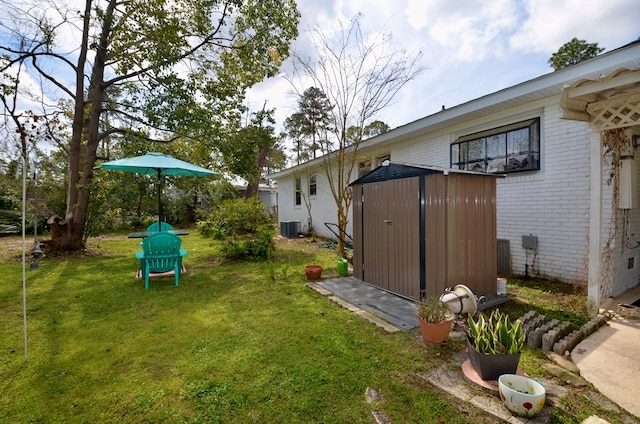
[466,309,526,380]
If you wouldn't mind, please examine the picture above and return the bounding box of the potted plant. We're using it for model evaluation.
[304,264,323,280]
[466,309,526,380]
[416,295,453,346]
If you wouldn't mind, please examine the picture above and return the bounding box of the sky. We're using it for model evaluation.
[2,0,639,160]
[246,0,640,133]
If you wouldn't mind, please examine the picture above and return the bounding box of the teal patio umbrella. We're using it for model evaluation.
[96,152,217,230]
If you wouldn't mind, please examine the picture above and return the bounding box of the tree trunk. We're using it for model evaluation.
[49,0,113,252]
[245,145,271,198]
[244,182,258,198]
[47,215,84,251]
[336,205,347,257]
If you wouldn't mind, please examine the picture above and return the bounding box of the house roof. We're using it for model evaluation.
[349,162,503,186]
[268,40,640,180]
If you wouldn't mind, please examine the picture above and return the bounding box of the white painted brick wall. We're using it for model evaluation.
[604,138,640,297]
[497,105,591,284]
[274,103,640,290]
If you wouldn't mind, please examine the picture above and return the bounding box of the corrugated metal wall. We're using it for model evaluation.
[354,178,420,298]
[353,184,363,280]
[424,174,448,298]
[386,178,420,298]
[361,180,388,288]
[434,174,496,297]
[353,171,497,299]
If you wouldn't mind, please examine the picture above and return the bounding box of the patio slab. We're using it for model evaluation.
[314,277,419,331]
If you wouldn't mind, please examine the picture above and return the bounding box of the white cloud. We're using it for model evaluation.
[405,0,520,61]
[251,0,640,135]
[510,0,640,53]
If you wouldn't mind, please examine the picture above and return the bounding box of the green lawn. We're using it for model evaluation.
[3,232,636,423]
[0,233,498,423]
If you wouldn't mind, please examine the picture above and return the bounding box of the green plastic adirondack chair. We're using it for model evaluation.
[135,232,187,289]
[146,221,174,232]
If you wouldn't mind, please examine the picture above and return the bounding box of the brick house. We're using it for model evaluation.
[268,40,640,312]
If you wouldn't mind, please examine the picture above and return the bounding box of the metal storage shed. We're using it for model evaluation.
[350,162,501,300]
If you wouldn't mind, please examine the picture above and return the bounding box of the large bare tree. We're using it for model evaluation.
[288,14,425,255]
[0,0,299,251]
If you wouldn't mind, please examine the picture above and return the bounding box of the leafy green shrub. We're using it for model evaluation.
[0,186,22,234]
[84,193,121,240]
[197,197,271,239]
[219,227,275,262]
[219,239,248,260]
[0,191,20,210]
[128,216,147,230]
[246,227,275,261]
[163,193,194,226]
[198,198,275,261]
[0,209,20,234]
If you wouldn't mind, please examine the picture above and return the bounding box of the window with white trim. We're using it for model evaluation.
[294,177,301,206]
[309,174,317,196]
[451,118,540,173]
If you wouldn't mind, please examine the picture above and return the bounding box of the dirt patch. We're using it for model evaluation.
[273,235,331,255]
[0,235,32,262]
[0,234,127,262]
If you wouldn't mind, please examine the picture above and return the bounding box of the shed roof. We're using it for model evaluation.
[349,162,503,186]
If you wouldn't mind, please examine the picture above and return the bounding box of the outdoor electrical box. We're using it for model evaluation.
[522,234,538,250]
[618,157,637,209]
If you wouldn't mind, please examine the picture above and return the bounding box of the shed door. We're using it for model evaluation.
[361,177,420,298]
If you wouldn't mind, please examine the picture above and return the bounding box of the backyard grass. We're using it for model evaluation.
[1,232,498,423]
[0,232,634,423]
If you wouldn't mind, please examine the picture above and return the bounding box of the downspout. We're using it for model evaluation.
[419,175,426,295]
[360,184,365,280]
[588,130,603,316]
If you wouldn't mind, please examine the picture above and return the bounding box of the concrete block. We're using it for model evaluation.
[523,314,548,335]
[527,319,559,349]
[554,329,583,355]
[518,310,538,326]
[580,314,608,338]
[543,322,571,351]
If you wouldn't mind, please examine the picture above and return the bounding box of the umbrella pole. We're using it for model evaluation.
[157,170,162,231]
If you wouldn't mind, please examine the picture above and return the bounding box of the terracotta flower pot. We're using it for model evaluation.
[417,316,453,346]
[304,264,322,280]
